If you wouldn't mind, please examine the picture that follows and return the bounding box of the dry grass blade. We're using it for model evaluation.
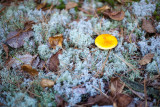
[92,85,109,98]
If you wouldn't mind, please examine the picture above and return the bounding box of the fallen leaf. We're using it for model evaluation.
[48,34,63,49]
[83,94,112,106]
[65,2,78,10]
[55,95,68,107]
[21,64,39,76]
[109,10,125,21]
[97,5,110,12]
[7,54,35,69]
[36,2,46,10]
[48,50,62,72]
[103,9,125,21]
[110,77,125,96]
[6,31,33,48]
[139,53,154,65]
[2,43,9,59]
[142,19,156,33]
[40,78,55,88]
[113,93,133,107]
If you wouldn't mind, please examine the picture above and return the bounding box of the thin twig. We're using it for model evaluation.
[92,85,109,98]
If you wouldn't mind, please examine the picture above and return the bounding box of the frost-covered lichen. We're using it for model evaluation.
[132,0,156,17]
[138,36,160,72]
[38,44,52,60]
[67,19,94,47]
[5,92,37,107]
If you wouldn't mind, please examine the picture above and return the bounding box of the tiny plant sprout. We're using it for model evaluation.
[95,34,118,75]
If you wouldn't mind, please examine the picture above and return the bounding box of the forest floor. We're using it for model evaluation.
[0,0,160,107]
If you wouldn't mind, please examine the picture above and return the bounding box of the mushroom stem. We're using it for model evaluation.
[101,49,111,72]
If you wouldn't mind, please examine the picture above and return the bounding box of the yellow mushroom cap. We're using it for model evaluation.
[95,34,118,50]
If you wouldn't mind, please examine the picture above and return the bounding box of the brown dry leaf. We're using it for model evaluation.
[83,94,112,106]
[36,2,46,10]
[142,19,156,33]
[7,54,35,69]
[113,93,133,107]
[139,53,154,65]
[48,50,62,72]
[109,10,125,21]
[2,43,9,59]
[97,5,110,12]
[110,77,125,96]
[21,64,39,76]
[55,95,68,107]
[65,2,78,10]
[103,9,125,21]
[40,78,55,88]
[48,34,63,49]
[6,31,33,48]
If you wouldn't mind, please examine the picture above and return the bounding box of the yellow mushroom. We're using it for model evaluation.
[95,34,118,50]
[95,34,118,75]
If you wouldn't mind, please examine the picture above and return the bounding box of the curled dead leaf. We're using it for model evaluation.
[83,94,112,106]
[40,78,55,88]
[48,50,62,72]
[103,10,125,21]
[97,5,110,12]
[36,2,46,10]
[65,2,78,10]
[109,10,125,21]
[48,34,63,49]
[2,43,9,59]
[142,19,156,33]
[21,64,39,76]
[139,53,154,65]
